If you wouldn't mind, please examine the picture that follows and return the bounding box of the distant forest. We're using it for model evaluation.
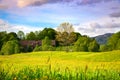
[0,22,120,55]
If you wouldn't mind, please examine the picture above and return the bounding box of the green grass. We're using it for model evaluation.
[0,50,120,80]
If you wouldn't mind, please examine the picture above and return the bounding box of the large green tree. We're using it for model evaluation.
[74,36,99,52]
[88,39,99,52]
[0,32,19,50]
[74,36,90,51]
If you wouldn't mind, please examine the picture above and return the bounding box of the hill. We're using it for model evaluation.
[93,33,113,44]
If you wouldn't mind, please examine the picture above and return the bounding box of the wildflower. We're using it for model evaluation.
[13,77,17,80]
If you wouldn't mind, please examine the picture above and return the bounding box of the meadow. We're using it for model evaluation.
[0,50,120,80]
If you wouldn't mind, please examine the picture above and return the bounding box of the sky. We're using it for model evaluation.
[0,0,120,37]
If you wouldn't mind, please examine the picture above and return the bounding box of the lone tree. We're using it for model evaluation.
[56,22,76,46]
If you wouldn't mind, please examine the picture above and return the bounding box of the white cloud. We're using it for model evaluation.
[0,19,43,33]
[74,16,120,37]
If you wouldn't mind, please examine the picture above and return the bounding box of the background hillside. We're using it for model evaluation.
[93,33,113,44]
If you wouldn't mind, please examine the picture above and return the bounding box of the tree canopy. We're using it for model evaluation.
[1,22,119,54]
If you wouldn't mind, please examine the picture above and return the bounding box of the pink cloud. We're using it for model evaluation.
[17,0,47,8]
[0,0,17,9]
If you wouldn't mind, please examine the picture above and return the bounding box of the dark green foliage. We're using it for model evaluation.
[26,45,33,52]
[7,32,19,41]
[47,28,56,40]
[26,32,37,40]
[38,28,56,40]
[74,36,99,52]
[1,40,20,55]
[20,45,33,52]
[0,31,7,50]
[0,32,19,50]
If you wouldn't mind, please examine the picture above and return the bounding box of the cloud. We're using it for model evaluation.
[0,4,8,9]
[0,0,17,9]
[74,17,120,37]
[0,19,19,33]
[110,12,120,17]
[17,0,48,8]
[17,0,115,7]
[17,0,74,7]
[77,0,101,5]
[0,0,120,8]
[0,0,67,8]
[0,19,43,33]
[17,0,64,7]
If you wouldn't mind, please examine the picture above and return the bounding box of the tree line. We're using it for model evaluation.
[0,22,120,55]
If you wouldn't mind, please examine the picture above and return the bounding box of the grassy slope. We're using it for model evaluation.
[0,50,120,71]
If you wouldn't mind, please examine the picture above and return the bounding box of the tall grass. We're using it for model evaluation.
[0,64,120,80]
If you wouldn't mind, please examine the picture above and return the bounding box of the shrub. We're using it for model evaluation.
[55,46,73,52]
[47,46,55,51]
[42,45,55,51]
[42,36,55,51]
[33,45,42,52]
